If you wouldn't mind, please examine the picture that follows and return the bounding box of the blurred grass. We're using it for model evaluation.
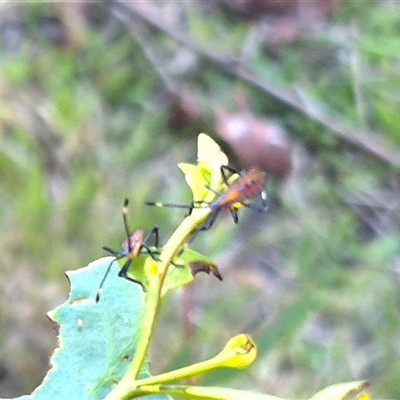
[1,1,400,399]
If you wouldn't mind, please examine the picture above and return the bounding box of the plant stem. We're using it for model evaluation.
[104,207,211,400]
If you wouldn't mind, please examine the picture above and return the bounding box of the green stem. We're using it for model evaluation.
[134,349,232,387]
[134,208,211,369]
[104,207,211,400]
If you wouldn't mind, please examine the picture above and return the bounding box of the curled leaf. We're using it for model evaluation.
[133,335,256,389]
[189,259,223,281]
[213,334,257,369]
[143,246,219,296]
[197,133,229,177]
[138,384,287,400]
[178,133,229,203]
[178,162,209,202]
[308,381,370,400]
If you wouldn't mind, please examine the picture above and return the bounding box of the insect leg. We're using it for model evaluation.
[243,190,268,213]
[142,226,161,261]
[230,208,239,224]
[101,246,124,257]
[118,259,146,291]
[198,210,220,231]
[220,165,239,185]
[96,257,120,302]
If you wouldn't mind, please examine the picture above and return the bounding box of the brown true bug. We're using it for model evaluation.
[146,165,268,231]
[95,199,159,302]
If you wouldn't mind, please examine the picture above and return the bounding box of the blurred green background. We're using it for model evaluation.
[1,1,400,398]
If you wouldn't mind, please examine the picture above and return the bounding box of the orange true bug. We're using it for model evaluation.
[95,199,159,302]
[146,165,268,231]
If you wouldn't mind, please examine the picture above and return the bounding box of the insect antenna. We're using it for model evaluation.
[122,198,132,248]
[95,198,132,303]
[145,201,194,209]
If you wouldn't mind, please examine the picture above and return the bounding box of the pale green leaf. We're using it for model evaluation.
[308,381,370,400]
[148,384,287,400]
[1,258,170,400]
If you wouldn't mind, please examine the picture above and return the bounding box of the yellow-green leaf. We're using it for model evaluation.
[308,381,370,400]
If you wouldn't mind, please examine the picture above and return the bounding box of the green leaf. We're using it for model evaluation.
[178,133,229,203]
[125,247,220,297]
[115,246,219,296]
[162,247,221,295]
[0,258,170,400]
[308,381,370,400]
[144,384,287,400]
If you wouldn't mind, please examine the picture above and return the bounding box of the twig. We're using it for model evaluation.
[111,0,400,169]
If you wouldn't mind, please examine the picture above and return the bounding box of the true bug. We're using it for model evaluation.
[95,198,159,302]
[146,165,268,231]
